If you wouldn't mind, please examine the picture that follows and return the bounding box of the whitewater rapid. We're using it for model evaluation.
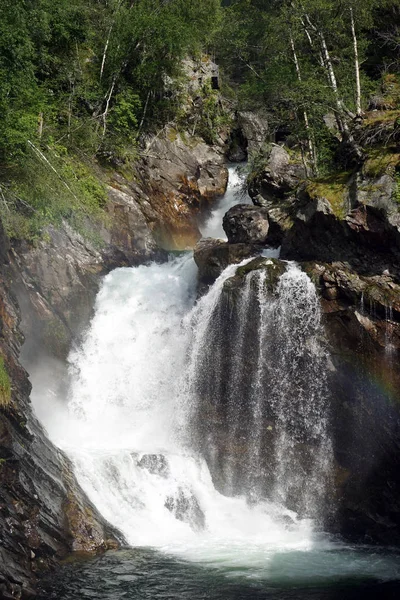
[27,165,400,585]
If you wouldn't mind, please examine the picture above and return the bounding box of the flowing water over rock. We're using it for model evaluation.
[32,166,400,596]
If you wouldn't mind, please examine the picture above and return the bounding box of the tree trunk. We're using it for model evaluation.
[350,6,362,117]
[301,11,363,161]
[290,35,318,174]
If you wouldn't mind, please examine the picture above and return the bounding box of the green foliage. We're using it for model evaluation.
[0,0,222,241]
[215,0,395,175]
[109,90,141,138]
[395,172,400,205]
[0,146,107,242]
[193,83,232,144]
[0,356,11,409]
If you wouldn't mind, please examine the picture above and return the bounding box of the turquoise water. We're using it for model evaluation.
[38,547,400,600]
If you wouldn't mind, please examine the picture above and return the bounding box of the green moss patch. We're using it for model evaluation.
[307,172,351,218]
[0,356,11,408]
[364,109,400,127]
[364,149,400,178]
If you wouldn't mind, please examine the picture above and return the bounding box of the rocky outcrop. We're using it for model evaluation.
[249,144,306,204]
[304,260,400,545]
[222,204,270,245]
[193,238,259,291]
[247,144,400,274]
[11,127,228,360]
[227,111,269,162]
[0,224,120,599]
[135,127,228,249]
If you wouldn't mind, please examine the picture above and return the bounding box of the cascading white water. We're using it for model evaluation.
[200,164,251,239]
[58,254,323,562]
[181,260,332,519]
[31,164,332,562]
[27,165,400,587]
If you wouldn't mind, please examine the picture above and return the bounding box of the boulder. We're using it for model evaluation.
[238,111,269,155]
[222,204,270,245]
[164,488,205,531]
[193,238,259,288]
[249,144,306,204]
[137,454,170,478]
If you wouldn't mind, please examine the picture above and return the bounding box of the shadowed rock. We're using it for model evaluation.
[223,204,270,245]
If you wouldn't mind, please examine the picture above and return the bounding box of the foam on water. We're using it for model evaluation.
[200,164,251,240]
[28,165,400,585]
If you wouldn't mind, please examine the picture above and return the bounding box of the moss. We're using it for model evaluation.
[364,149,400,178]
[307,172,351,218]
[364,109,400,127]
[0,356,11,409]
[166,127,178,143]
[236,258,287,292]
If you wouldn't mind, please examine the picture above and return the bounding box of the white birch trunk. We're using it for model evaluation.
[350,6,362,116]
[290,35,317,174]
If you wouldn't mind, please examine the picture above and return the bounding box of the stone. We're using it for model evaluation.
[137,454,169,478]
[0,226,120,598]
[193,238,259,288]
[223,204,270,245]
[249,144,306,203]
[164,488,205,531]
[238,111,269,154]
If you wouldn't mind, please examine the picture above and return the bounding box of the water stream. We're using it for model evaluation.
[31,166,400,598]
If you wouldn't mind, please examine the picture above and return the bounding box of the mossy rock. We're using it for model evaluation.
[0,355,11,409]
[225,257,287,296]
[363,148,400,179]
[306,172,352,219]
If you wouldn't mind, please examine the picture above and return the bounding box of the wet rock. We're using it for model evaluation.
[164,489,205,531]
[302,259,400,544]
[137,454,169,478]
[138,127,228,250]
[230,257,287,292]
[223,204,270,245]
[193,238,259,289]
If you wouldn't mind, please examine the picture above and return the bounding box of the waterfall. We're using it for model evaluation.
[30,165,334,569]
[35,250,332,565]
[183,260,332,519]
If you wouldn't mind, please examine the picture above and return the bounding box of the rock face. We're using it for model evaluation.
[136,127,228,250]
[193,238,260,291]
[11,127,228,361]
[304,261,400,544]
[222,204,270,245]
[0,225,120,599]
[227,111,269,162]
[249,144,306,204]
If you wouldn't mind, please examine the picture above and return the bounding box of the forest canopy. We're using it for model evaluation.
[0,0,399,238]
